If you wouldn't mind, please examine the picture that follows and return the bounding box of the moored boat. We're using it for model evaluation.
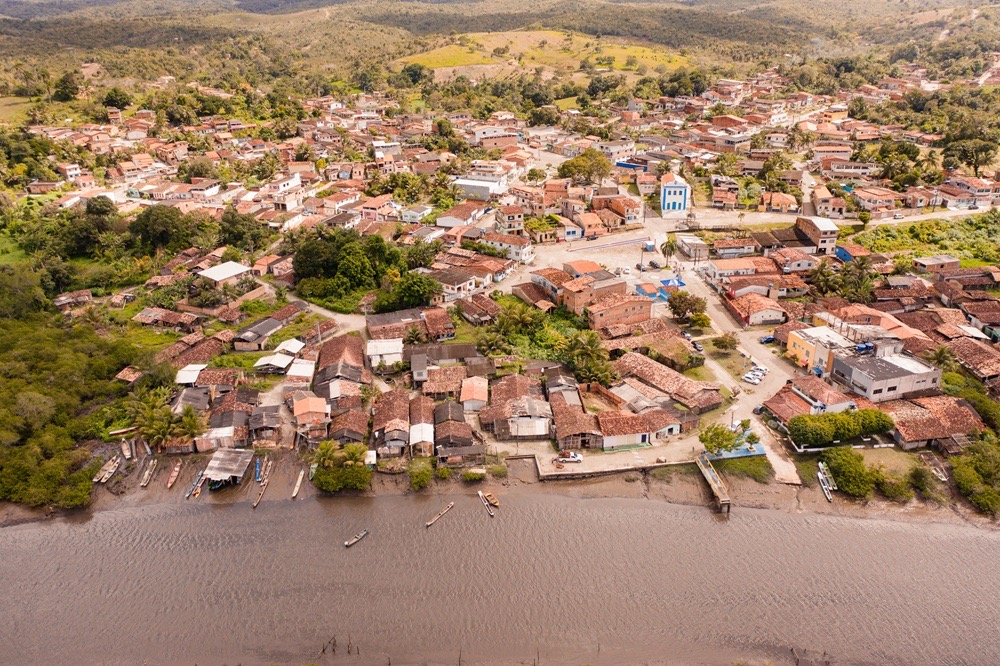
[166,460,182,489]
[143,441,151,456]
[254,457,261,483]
[185,470,203,499]
[292,469,305,499]
[192,476,206,499]
[344,529,368,547]
[93,455,120,483]
[478,490,495,517]
[309,462,318,481]
[101,455,121,483]
[140,458,157,487]
[426,502,455,527]
[252,479,268,509]
[120,439,132,461]
[483,492,499,507]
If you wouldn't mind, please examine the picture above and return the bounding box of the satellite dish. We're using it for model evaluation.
[338,171,350,180]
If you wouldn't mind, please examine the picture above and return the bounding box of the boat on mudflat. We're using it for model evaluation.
[253,479,268,509]
[120,439,132,461]
[140,458,157,487]
[478,491,495,517]
[93,455,120,483]
[185,470,203,499]
[344,530,368,547]
[166,461,182,489]
[483,492,499,507]
[292,469,305,499]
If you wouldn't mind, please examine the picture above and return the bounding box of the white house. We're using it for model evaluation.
[401,204,433,224]
[366,338,404,368]
[481,232,535,263]
[660,173,691,213]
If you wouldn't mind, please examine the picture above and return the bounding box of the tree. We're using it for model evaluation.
[712,332,739,352]
[219,209,268,252]
[557,148,612,184]
[699,423,738,455]
[667,290,706,320]
[0,265,47,319]
[176,405,206,440]
[945,139,998,177]
[807,259,840,296]
[525,167,546,185]
[821,446,876,499]
[404,326,428,345]
[102,87,132,109]
[53,71,81,102]
[857,210,871,227]
[923,345,958,372]
[660,238,677,261]
[688,312,712,329]
[85,196,116,218]
[129,205,192,252]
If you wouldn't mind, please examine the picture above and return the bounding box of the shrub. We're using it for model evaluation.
[874,468,914,503]
[907,465,935,497]
[312,464,372,493]
[435,466,452,480]
[821,446,876,499]
[487,464,508,478]
[461,470,486,482]
[410,465,432,491]
[788,409,893,448]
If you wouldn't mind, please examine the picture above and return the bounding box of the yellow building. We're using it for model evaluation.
[786,326,855,374]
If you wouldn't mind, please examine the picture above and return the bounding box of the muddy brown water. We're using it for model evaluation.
[2,492,1000,665]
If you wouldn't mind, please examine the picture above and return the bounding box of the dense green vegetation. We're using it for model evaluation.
[854,212,1000,265]
[787,410,894,449]
[311,441,373,493]
[0,315,140,507]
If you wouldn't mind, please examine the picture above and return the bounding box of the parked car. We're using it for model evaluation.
[759,335,775,344]
[555,452,583,463]
[621,266,632,275]
[692,341,704,352]
[681,331,692,340]
[742,375,762,385]
[635,263,647,271]
[893,212,904,220]
[752,405,764,415]
[587,235,599,241]
[648,260,661,269]
[970,204,980,210]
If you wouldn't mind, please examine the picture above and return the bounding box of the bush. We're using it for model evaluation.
[788,409,893,448]
[713,456,774,484]
[461,470,486,482]
[821,447,876,499]
[487,464,508,478]
[952,443,1000,515]
[410,464,432,491]
[907,465,935,497]
[874,468,914,503]
[312,464,372,493]
[434,465,452,480]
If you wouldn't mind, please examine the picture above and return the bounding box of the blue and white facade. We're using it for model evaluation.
[660,173,691,212]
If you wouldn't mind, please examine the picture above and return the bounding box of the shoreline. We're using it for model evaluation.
[4,453,998,532]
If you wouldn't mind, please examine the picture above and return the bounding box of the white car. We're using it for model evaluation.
[621,267,632,275]
[555,452,583,463]
[742,374,762,384]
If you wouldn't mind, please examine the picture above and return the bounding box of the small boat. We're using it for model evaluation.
[818,462,838,491]
[130,439,137,460]
[344,529,368,547]
[185,470,203,499]
[478,491,495,517]
[254,457,262,483]
[192,475,206,499]
[426,502,455,528]
[817,471,833,503]
[292,469,305,499]
[120,439,132,461]
[252,479,268,509]
[261,458,273,484]
[143,441,152,456]
[93,455,120,483]
[166,461,182,489]
[309,462,318,481]
[483,492,499,508]
[140,458,157,487]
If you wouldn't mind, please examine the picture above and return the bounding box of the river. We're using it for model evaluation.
[2,492,999,665]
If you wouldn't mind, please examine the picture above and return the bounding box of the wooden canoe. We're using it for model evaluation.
[426,502,455,527]
[93,455,119,483]
[140,458,157,487]
[166,461,182,489]
[185,470,203,499]
[253,479,268,509]
[483,491,499,507]
[120,439,132,461]
[344,529,368,547]
[478,491,495,517]
[292,469,305,499]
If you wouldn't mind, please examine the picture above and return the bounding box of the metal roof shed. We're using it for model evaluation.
[202,448,255,482]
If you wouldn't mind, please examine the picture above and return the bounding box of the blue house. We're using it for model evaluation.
[834,243,871,263]
[660,173,691,212]
[635,283,659,299]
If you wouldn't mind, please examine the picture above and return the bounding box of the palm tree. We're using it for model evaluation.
[142,411,178,452]
[476,330,511,356]
[807,259,840,296]
[313,441,340,469]
[404,326,428,345]
[924,345,958,372]
[342,442,369,467]
[660,239,677,262]
[176,405,206,441]
[558,330,605,365]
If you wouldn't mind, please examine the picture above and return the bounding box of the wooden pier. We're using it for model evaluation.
[695,454,731,514]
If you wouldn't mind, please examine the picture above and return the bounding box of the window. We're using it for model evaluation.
[887,386,897,392]
[873,388,883,395]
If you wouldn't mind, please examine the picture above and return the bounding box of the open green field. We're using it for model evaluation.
[400,29,687,76]
[0,233,27,265]
[0,96,31,124]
